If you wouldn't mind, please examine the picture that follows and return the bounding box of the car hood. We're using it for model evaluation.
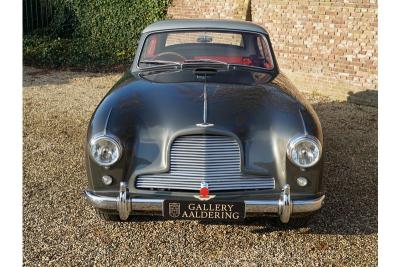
[88,70,321,181]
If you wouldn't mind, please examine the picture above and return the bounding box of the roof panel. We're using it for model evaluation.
[142,19,268,35]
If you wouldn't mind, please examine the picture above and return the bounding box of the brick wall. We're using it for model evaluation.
[168,0,250,20]
[167,0,378,99]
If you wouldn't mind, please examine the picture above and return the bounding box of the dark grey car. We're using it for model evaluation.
[84,19,325,224]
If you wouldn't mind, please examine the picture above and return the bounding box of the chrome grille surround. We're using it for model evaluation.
[135,135,275,191]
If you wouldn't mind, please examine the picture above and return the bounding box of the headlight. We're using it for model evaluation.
[89,135,122,167]
[287,135,322,168]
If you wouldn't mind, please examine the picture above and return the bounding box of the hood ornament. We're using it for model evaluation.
[194,182,215,201]
[196,77,214,127]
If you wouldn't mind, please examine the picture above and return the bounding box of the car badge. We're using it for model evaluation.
[194,182,215,201]
[168,202,181,218]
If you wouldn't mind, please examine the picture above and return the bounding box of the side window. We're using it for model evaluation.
[143,35,158,58]
[257,36,266,58]
[256,35,273,69]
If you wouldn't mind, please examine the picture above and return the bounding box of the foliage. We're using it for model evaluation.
[23,0,171,68]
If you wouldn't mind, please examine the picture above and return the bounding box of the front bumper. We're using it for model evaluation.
[84,182,325,223]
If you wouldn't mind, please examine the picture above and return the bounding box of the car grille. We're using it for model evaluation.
[135,135,275,191]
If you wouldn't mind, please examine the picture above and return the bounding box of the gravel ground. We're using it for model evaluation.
[23,66,377,266]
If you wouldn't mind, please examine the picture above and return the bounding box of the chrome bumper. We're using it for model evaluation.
[84,182,325,223]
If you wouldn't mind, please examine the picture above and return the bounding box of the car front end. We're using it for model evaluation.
[84,19,325,224]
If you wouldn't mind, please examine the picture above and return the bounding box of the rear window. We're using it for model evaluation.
[165,32,243,47]
[139,30,274,70]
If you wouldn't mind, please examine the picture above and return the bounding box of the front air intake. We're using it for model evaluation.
[136,135,275,191]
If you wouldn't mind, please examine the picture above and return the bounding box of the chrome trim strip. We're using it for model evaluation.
[84,184,325,223]
[298,108,308,135]
[196,76,214,127]
[203,79,208,124]
[104,108,113,135]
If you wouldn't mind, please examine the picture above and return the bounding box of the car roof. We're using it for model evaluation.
[142,19,268,35]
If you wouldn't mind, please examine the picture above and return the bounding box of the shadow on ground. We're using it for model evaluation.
[347,89,378,107]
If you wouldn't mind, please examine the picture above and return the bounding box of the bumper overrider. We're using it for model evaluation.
[84,182,325,223]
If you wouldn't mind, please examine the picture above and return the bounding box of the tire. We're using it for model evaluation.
[95,208,123,221]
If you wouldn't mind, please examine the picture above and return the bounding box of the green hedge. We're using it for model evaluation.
[23,0,171,68]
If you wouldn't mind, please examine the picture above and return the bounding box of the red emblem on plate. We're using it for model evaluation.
[194,182,215,201]
[200,186,209,197]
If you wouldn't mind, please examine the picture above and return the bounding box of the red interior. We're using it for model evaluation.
[193,56,253,65]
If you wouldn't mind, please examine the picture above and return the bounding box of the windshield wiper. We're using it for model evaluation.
[228,64,272,72]
[184,59,272,72]
[139,60,182,74]
[139,60,181,67]
[184,59,229,65]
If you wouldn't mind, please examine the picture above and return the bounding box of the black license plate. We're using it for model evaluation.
[163,200,245,221]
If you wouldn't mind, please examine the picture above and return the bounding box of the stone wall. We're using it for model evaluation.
[167,0,378,99]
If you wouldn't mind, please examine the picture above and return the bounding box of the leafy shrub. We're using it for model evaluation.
[23,0,171,68]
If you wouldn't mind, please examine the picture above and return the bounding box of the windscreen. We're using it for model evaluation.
[139,30,274,70]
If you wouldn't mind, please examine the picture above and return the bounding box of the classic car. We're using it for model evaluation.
[84,19,325,224]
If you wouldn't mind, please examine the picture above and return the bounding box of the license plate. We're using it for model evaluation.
[163,200,245,221]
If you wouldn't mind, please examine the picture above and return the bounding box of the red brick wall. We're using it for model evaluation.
[168,0,249,20]
[167,0,378,99]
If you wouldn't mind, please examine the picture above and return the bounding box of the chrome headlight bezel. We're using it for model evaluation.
[89,135,122,167]
[286,135,322,168]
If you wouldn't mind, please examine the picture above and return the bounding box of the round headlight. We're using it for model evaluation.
[287,135,322,168]
[89,135,122,167]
